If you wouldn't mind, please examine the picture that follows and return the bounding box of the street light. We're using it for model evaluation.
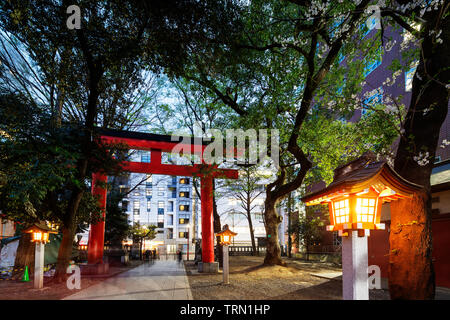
[215,224,237,284]
[23,223,58,289]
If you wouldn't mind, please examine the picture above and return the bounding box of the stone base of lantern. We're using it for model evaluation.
[198,262,219,273]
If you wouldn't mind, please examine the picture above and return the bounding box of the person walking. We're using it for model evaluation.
[177,250,183,263]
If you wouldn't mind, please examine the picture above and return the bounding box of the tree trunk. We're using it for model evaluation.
[263,199,284,265]
[247,213,257,256]
[54,226,76,282]
[54,187,83,282]
[391,5,449,299]
[13,232,35,279]
[53,53,103,281]
[389,192,434,299]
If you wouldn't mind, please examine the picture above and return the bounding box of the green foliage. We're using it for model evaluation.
[104,182,131,245]
[291,207,327,249]
[174,0,400,187]
[129,222,157,243]
[0,91,125,229]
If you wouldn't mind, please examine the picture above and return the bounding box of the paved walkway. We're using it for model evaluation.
[64,258,193,300]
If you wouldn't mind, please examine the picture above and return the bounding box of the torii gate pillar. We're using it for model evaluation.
[87,173,108,265]
[198,175,219,273]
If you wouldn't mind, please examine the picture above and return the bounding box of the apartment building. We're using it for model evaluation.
[120,170,196,256]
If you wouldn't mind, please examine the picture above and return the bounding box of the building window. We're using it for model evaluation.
[330,17,344,38]
[146,188,152,196]
[179,204,190,211]
[121,201,128,211]
[359,15,378,38]
[363,48,382,77]
[146,174,152,187]
[147,200,151,212]
[133,190,140,196]
[167,215,174,225]
[119,185,130,195]
[179,218,189,224]
[141,151,150,163]
[158,201,164,215]
[178,232,188,239]
[167,228,173,239]
[157,222,164,228]
[168,201,174,212]
[180,178,190,184]
[362,87,383,116]
[338,51,345,64]
[432,197,440,203]
[179,191,190,198]
[133,200,140,215]
[158,186,164,196]
[405,61,418,92]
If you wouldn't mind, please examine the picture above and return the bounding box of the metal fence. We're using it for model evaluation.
[228,245,266,256]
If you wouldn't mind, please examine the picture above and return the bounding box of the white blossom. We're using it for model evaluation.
[413,151,430,166]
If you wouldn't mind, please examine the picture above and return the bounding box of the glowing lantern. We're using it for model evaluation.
[215,224,237,245]
[303,159,421,235]
[23,222,58,289]
[302,157,422,300]
[325,188,384,234]
[215,224,237,285]
[24,223,58,243]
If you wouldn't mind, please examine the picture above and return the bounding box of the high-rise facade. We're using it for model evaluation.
[121,171,195,255]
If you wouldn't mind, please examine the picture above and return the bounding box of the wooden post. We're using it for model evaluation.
[34,242,45,289]
[223,244,229,284]
[342,230,369,300]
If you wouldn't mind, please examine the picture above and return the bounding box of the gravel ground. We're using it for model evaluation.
[0,260,144,300]
[184,256,390,300]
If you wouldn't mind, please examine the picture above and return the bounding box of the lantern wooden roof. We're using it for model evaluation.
[302,160,423,206]
[216,224,238,237]
[23,223,58,234]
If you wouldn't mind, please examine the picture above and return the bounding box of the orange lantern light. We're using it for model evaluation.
[302,159,422,236]
[325,188,383,232]
[215,224,237,245]
[23,223,58,243]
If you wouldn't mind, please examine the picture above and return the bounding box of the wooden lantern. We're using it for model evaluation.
[215,224,237,245]
[23,223,58,243]
[302,160,422,236]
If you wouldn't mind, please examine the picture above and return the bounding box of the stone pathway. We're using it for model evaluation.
[64,258,193,300]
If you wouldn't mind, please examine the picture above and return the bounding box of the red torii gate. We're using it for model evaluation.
[87,128,238,272]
